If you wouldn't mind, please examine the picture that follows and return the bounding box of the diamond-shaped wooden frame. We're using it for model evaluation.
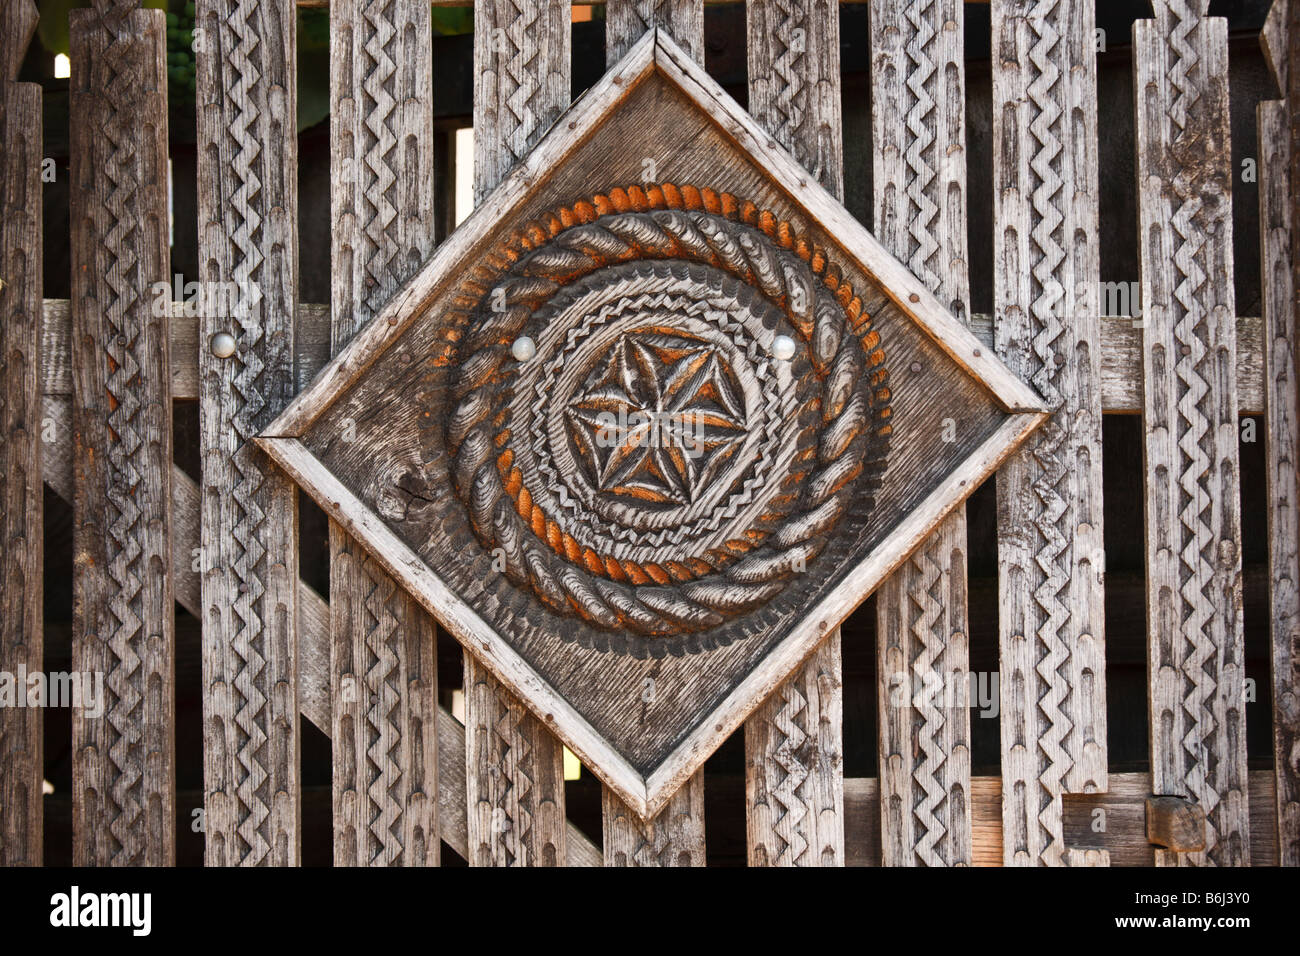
[257,30,1047,820]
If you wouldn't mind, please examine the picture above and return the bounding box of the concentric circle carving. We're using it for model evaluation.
[445,184,892,653]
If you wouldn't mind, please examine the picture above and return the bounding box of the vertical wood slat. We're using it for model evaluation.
[594,0,709,867]
[0,77,43,867]
[1284,0,1300,868]
[196,0,300,865]
[870,0,973,867]
[743,0,845,868]
[605,0,703,65]
[465,0,570,866]
[69,1,175,866]
[989,0,1108,866]
[329,0,439,868]
[1260,82,1300,864]
[1135,1,1249,867]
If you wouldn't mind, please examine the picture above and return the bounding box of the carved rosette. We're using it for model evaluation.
[446,184,892,654]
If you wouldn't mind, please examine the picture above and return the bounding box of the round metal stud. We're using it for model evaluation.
[210,332,237,359]
[771,334,796,361]
[512,336,537,362]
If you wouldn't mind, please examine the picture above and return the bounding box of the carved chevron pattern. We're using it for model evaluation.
[908,537,947,866]
[1022,0,1075,867]
[361,557,403,864]
[1164,0,1223,862]
[359,0,399,314]
[93,0,149,865]
[767,682,812,864]
[490,688,534,865]
[500,0,543,163]
[767,0,807,162]
[221,0,277,864]
[901,0,941,290]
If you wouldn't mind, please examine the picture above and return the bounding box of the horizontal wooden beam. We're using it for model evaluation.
[37,299,1265,414]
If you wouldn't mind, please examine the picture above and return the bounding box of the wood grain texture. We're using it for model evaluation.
[36,299,1270,413]
[329,0,438,867]
[1136,1,1249,867]
[870,0,973,867]
[69,2,175,866]
[606,0,703,65]
[465,0,571,863]
[599,2,710,865]
[0,80,42,866]
[743,0,845,867]
[603,768,705,865]
[990,0,1108,867]
[0,0,37,82]
[195,0,301,867]
[1263,35,1300,868]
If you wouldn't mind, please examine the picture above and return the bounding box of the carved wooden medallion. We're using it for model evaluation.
[258,32,1047,818]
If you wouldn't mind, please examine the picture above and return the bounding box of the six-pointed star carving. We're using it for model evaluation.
[566,330,749,506]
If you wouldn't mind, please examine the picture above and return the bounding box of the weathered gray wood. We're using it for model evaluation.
[597,1,710,865]
[990,0,1108,867]
[465,0,571,863]
[69,1,175,866]
[195,0,301,867]
[0,79,42,867]
[1135,1,1249,867]
[870,0,973,867]
[606,0,703,66]
[1261,96,1300,866]
[329,0,439,868]
[36,299,1271,414]
[603,769,705,865]
[743,0,845,867]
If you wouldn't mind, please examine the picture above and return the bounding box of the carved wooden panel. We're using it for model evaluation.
[69,1,175,866]
[1135,1,1249,867]
[259,33,1046,819]
[196,0,301,867]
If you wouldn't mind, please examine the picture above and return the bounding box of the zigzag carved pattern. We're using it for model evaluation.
[358,0,400,315]
[499,0,542,164]
[361,555,404,865]
[907,536,947,866]
[766,682,812,864]
[92,0,150,866]
[1163,0,1227,865]
[767,0,808,168]
[219,0,278,864]
[900,0,942,290]
[1021,0,1075,867]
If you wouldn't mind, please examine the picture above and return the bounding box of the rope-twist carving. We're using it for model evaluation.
[444,184,891,653]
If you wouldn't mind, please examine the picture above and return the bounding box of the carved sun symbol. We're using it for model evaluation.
[565,330,750,506]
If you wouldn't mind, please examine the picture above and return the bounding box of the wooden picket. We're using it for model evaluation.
[0,0,42,868]
[0,0,1296,868]
[870,0,974,867]
[69,1,175,867]
[196,0,302,867]
[990,0,1109,867]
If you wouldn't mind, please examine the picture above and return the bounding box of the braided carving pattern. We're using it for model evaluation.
[1022,0,1075,866]
[445,184,891,652]
[92,0,150,865]
[1164,0,1226,862]
[767,0,807,162]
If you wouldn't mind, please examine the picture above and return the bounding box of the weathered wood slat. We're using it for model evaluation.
[465,0,571,865]
[742,0,845,868]
[606,0,702,65]
[595,2,710,865]
[195,0,301,867]
[990,0,1108,867]
[1135,1,1249,867]
[0,79,43,867]
[0,0,37,83]
[602,770,705,866]
[870,0,973,867]
[34,300,1271,414]
[329,0,439,868]
[1261,98,1300,865]
[69,1,175,866]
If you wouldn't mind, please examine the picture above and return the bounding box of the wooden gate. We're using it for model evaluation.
[0,0,1297,867]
